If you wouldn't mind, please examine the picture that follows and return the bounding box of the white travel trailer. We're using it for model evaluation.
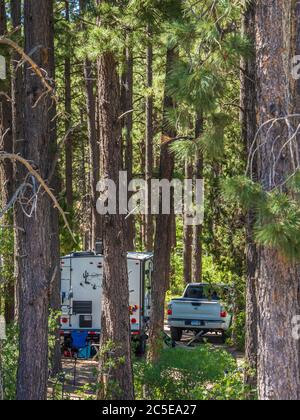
[60,250,153,353]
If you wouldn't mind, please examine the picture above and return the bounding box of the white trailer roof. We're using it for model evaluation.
[62,251,153,261]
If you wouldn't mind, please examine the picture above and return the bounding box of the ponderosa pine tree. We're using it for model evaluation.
[240,0,258,389]
[96,0,134,400]
[145,24,154,252]
[121,45,135,251]
[148,46,178,363]
[254,0,300,400]
[11,0,24,322]
[183,159,193,284]
[16,0,56,400]
[79,0,101,249]
[0,0,14,324]
[192,114,204,283]
[64,0,73,210]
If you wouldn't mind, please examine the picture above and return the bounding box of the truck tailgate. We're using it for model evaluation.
[171,299,221,321]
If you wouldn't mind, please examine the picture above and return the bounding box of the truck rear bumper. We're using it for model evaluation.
[168,318,227,330]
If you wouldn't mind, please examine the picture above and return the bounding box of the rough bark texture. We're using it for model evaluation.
[292,0,300,394]
[0,0,13,204]
[96,51,134,400]
[0,0,15,324]
[84,59,101,248]
[240,0,258,388]
[16,0,55,400]
[49,6,61,377]
[11,0,23,322]
[191,114,203,283]
[122,47,135,251]
[64,0,73,210]
[145,26,154,252]
[183,160,193,284]
[148,47,177,363]
[255,0,300,400]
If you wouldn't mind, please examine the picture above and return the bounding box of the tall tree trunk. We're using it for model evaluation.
[255,0,300,400]
[192,114,203,283]
[84,59,101,247]
[64,0,73,210]
[183,159,193,284]
[96,49,134,400]
[122,47,135,251]
[10,0,23,322]
[148,47,177,363]
[240,0,258,388]
[0,0,15,325]
[292,0,300,394]
[145,25,154,252]
[80,0,101,249]
[16,0,55,400]
[49,6,61,377]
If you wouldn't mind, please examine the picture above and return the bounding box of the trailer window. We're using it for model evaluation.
[73,301,92,314]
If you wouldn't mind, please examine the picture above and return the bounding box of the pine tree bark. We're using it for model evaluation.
[16,0,55,400]
[0,0,15,324]
[145,25,154,252]
[48,7,61,378]
[192,114,203,283]
[64,0,73,210]
[122,47,135,251]
[183,160,193,284]
[96,50,134,400]
[79,0,101,249]
[84,59,101,247]
[148,47,177,363]
[255,0,300,400]
[10,0,23,322]
[292,0,300,395]
[240,0,258,388]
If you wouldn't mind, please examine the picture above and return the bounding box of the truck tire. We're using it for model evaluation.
[170,327,182,342]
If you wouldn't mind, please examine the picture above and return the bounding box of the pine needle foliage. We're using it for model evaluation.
[223,176,300,261]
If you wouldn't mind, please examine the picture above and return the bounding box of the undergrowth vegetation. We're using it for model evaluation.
[134,345,250,400]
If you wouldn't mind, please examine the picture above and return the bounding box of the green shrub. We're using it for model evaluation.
[198,370,256,400]
[134,344,237,400]
[228,311,246,351]
[1,324,19,400]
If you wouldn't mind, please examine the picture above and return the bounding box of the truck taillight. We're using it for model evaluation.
[167,308,172,316]
[220,311,227,318]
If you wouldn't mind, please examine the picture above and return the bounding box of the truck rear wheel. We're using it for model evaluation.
[170,327,182,342]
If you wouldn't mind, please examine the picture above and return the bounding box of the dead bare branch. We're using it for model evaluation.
[0,152,76,243]
[0,36,57,102]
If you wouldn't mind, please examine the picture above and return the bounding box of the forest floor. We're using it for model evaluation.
[47,327,245,400]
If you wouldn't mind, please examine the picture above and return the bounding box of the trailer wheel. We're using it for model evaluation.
[170,327,182,342]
